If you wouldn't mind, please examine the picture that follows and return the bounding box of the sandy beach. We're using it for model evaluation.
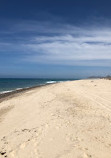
[0,79,111,158]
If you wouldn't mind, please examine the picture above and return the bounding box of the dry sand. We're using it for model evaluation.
[0,79,111,158]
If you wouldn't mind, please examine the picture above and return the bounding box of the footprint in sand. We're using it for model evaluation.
[78,153,92,158]
[20,142,26,149]
[83,153,92,158]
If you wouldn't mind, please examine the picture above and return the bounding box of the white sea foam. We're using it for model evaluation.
[0,88,23,94]
[0,90,13,94]
[46,81,57,84]
[16,88,21,90]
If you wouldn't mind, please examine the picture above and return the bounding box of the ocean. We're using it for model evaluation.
[0,78,75,94]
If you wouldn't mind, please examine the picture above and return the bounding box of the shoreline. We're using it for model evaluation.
[0,82,58,103]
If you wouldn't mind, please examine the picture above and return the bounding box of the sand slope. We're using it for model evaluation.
[0,79,111,158]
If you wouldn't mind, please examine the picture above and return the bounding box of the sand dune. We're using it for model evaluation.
[0,79,111,158]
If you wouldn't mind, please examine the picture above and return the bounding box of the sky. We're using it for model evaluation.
[0,0,111,78]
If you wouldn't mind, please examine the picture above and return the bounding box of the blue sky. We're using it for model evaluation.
[0,0,111,78]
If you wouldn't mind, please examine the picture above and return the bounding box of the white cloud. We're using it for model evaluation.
[0,20,111,66]
[23,28,111,66]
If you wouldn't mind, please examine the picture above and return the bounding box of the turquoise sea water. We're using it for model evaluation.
[0,78,76,94]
